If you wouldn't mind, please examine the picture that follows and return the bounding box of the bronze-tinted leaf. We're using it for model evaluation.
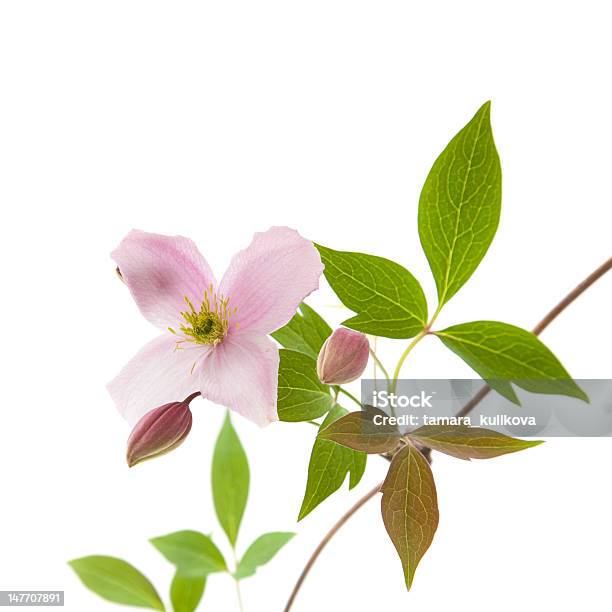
[381,443,439,590]
[318,407,401,454]
[408,425,543,460]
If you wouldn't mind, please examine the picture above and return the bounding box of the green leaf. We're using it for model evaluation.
[235,532,296,580]
[315,244,428,339]
[212,414,250,547]
[150,530,227,577]
[435,320,588,404]
[318,407,401,454]
[418,101,502,306]
[408,425,543,460]
[170,573,206,612]
[68,556,165,610]
[381,444,439,590]
[298,406,367,521]
[277,349,335,422]
[272,302,332,360]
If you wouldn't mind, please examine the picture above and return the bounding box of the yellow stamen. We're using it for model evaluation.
[178,288,235,346]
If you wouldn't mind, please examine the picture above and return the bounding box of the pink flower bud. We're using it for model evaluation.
[126,401,193,467]
[317,328,369,385]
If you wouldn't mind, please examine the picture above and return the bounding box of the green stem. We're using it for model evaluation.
[368,346,390,383]
[389,306,443,393]
[232,551,245,612]
[234,579,244,612]
[389,330,427,393]
[336,386,361,408]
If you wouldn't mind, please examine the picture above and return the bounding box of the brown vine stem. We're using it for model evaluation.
[283,255,612,612]
[282,483,382,612]
[455,255,612,417]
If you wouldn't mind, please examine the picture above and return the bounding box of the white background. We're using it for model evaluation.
[1,1,611,611]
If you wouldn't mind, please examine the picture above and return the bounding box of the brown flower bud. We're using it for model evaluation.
[317,328,369,385]
[126,401,193,467]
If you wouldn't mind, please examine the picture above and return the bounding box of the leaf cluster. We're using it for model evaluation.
[69,414,294,611]
[272,102,587,590]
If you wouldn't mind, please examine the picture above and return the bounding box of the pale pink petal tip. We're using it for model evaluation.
[111,229,217,330]
[219,226,324,335]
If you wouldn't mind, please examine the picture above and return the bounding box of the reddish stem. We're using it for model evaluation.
[183,391,201,405]
[282,483,382,612]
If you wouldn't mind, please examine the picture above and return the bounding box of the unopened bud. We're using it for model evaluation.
[317,328,369,385]
[126,401,193,467]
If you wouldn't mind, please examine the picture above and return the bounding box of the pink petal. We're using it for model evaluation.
[112,230,217,330]
[108,334,206,426]
[199,333,279,427]
[219,227,323,335]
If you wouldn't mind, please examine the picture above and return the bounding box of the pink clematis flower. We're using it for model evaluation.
[108,227,324,427]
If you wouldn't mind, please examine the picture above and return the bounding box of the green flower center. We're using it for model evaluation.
[170,287,235,346]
